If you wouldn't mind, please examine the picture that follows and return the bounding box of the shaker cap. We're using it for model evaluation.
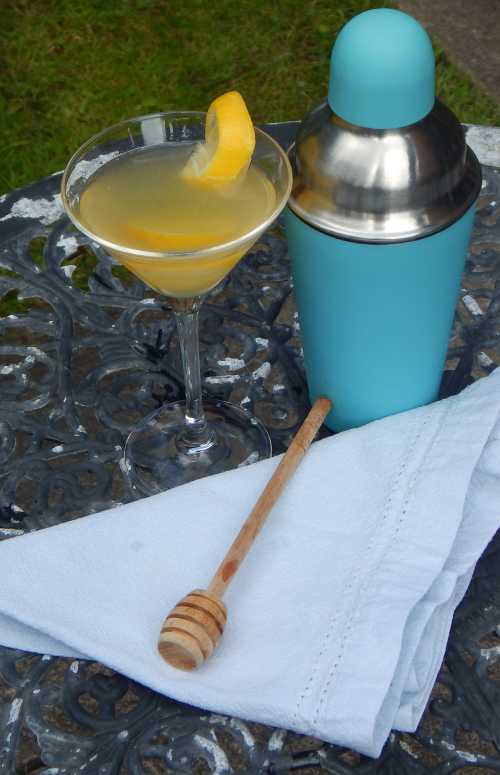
[287,10,482,243]
[329,9,435,130]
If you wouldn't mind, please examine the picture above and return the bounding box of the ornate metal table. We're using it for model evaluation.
[1,122,500,774]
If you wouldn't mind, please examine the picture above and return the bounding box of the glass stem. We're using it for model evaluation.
[172,297,214,452]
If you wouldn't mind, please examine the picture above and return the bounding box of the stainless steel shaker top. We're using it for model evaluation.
[287,10,482,243]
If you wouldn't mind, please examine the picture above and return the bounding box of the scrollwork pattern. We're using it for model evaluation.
[0,139,500,772]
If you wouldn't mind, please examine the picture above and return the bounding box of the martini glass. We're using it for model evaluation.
[61,112,292,495]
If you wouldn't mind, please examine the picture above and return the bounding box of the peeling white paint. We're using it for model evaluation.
[8,698,23,725]
[252,361,271,380]
[56,235,78,256]
[478,351,495,368]
[68,152,119,187]
[193,735,229,775]
[119,458,132,474]
[229,718,255,747]
[480,645,500,661]
[70,660,79,673]
[217,357,245,371]
[238,451,259,467]
[466,125,500,167]
[0,193,63,225]
[205,374,239,385]
[399,740,418,758]
[462,293,483,316]
[208,714,228,725]
[456,750,478,763]
[267,729,286,752]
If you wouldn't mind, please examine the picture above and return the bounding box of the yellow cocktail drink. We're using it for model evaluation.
[78,142,276,297]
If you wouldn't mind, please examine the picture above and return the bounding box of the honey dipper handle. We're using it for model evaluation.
[207,397,332,600]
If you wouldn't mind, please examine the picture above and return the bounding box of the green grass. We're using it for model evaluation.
[1,0,499,194]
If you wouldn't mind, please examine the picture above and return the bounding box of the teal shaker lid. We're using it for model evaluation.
[328,8,435,129]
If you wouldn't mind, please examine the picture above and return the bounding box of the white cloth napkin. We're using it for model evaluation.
[2,370,500,758]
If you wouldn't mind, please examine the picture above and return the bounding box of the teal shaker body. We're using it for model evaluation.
[285,206,476,432]
[286,8,481,431]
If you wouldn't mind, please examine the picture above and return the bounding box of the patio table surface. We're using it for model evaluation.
[1,122,500,774]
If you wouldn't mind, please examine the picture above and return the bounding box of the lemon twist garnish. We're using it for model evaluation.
[126,225,230,251]
[181,91,255,188]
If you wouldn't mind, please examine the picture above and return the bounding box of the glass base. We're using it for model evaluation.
[123,399,271,496]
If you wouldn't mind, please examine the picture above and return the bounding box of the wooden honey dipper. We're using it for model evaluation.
[158,396,332,671]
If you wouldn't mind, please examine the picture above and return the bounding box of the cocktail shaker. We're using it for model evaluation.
[284,8,482,432]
